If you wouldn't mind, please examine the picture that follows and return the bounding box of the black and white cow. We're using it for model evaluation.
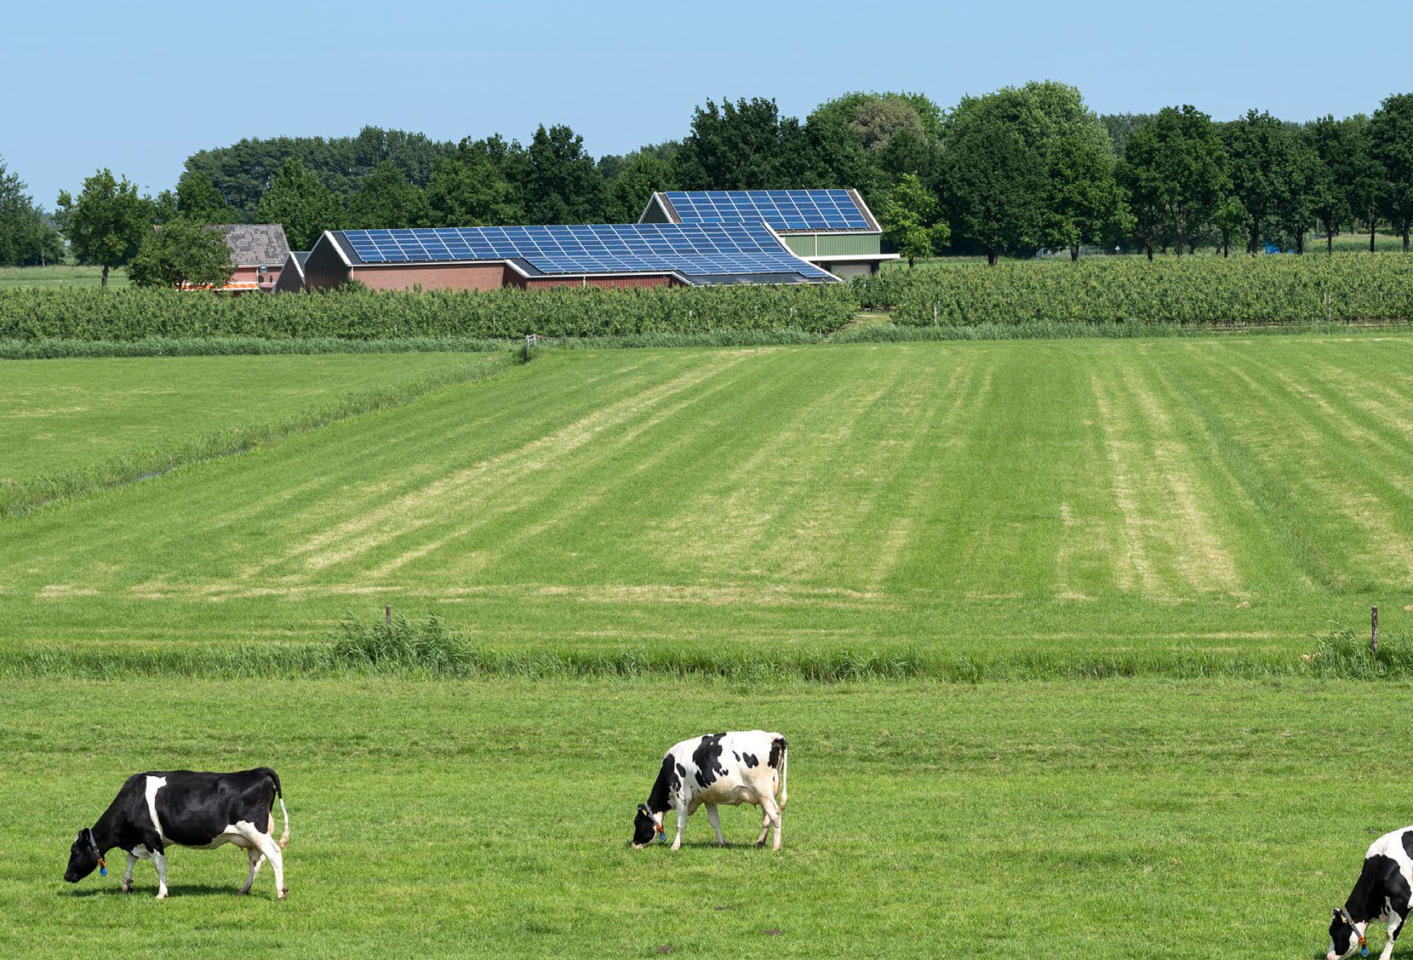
[632,731,787,851]
[64,767,290,900]
[1328,825,1413,960]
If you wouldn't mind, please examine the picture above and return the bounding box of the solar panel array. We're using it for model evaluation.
[341,223,831,280]
[663,190,871,231]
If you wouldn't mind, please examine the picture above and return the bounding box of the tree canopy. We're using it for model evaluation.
[55,169,151,286]
[127,218,236,288]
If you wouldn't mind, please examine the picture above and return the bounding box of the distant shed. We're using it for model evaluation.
[209,224,291,292]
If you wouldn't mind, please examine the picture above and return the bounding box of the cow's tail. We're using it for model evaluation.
[773,737,788,810]
[259,767,290,850]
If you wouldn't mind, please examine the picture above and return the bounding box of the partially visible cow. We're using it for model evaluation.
[1328,825,1413,960]
[64,767,290,900]
[632,732,787,851]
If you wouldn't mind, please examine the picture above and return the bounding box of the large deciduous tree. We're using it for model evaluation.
[880,173,949,268]
[0,156,64,266]
[516,124,606,224]
[257,158,345,249]
[939,100,1046,265]
[673,97,803,190]
[346,160,429,230]
[176,170,226,224]
[127,218,236,288]
[54,169,151,287]
[1120,105,1227,258]
[1370,92,1413,252]
[1223,110,1309,254]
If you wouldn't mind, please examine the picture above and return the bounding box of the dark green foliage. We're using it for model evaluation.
[939,98,1047,264]
[0,157,64,266]
[53,169,152,287]
[347,160,430,229]
[517,124,606,224]
[175,170,226,223]
[1120,105,1228,258]
[126,218,236,289]
[0,283,858,341]
[601,150,677,224]
[1222,110,1309,254]
[257,158,345,249]
[1370,92,1413,251]
[880,173,948,266]
[424,154,520,227]
[183,125,458,220]
[672,97,808,190]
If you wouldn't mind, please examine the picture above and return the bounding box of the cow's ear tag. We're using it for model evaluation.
[98,858,106,877]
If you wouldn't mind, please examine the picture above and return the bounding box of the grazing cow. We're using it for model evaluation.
[64,767,290,900]
[1328,825,1413,960]
[632,731,787,851]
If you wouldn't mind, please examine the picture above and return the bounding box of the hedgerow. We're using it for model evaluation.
[0,283,857,341]
[877,254,1413,324]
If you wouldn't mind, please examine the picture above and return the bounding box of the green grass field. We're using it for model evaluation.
[2,335,1411,665]
[0,264,129,289]
[0,676,1398,960]
[2,352,492,483]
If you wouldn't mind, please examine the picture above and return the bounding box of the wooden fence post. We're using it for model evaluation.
[1372,605,1379,656]
[386,604,393,631]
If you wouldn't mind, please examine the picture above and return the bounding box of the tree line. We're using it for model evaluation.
[12,83,1412,283]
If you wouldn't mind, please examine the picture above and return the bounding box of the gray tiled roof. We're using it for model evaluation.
[209,224,290,267]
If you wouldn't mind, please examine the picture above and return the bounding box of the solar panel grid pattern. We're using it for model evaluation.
[342,223,830,279]
[664,189,870,231]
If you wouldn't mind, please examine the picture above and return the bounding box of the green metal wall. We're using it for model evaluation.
[783,233,881,257]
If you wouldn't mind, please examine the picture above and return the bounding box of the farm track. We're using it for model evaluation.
[1,335,1410,664]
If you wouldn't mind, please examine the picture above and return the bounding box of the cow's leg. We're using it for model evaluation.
[755,805,771,846]
[705,804,726,847]
[235,821,286,899]
[151,848,169,899]
[121,852,138,893]
[1382,909,1406,960]
[670,800,687,851]
[239,847,266,895]
[760,796,783,851]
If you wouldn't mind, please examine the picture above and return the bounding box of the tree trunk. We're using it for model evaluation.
[101,264,109,288]
[1295,230,1304,255]
[1070,244,1079,262]
[986,249,998,267]
[1327,229,1333,255]
[1403,228,1409,253]
[1145,242,1154,262]
[1370,218,1376,252]
[1248,223,1260,256]
[1222,238,1229,258]
[1176,220,1184,258]
[908,256,916,269]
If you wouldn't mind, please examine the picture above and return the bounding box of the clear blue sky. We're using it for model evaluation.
[4,0,1408,208]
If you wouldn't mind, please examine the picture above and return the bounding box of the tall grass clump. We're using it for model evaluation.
[330,612,474,674]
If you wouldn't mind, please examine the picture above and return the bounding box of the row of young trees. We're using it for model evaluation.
[31,84,1413,282]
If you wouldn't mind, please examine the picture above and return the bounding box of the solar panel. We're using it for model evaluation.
[341,223,832,280]
[663,189,871,231]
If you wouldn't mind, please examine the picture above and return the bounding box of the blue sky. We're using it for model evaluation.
[3,0,1408,208]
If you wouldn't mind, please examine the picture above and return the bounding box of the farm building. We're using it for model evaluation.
[638,189,897,279]
[274,250,309,293]
[199,224,291,292]
[302,221,837,291]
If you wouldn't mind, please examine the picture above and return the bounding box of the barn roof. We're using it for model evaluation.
[641,189,881,234]
[209,224,291,268]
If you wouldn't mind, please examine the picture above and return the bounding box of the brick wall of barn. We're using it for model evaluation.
[352,263,510,292]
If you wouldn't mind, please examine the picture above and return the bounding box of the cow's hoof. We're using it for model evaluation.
[155,892,167,901]
[121,883,132,894]
[756,840,767,848]
[278,887,289,899]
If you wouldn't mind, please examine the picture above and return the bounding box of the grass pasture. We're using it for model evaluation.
[0,677,1396,960]
[1,352,495,483]
[0,264,128,289]
[2,334,1411,668]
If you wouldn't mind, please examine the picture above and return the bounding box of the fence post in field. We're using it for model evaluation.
[1372,605,1379,656]
[386,604,393,633]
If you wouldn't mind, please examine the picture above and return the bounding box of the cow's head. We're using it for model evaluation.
[64,828,102,883]
[1328,908,1367,960]
[631,804,663,849]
